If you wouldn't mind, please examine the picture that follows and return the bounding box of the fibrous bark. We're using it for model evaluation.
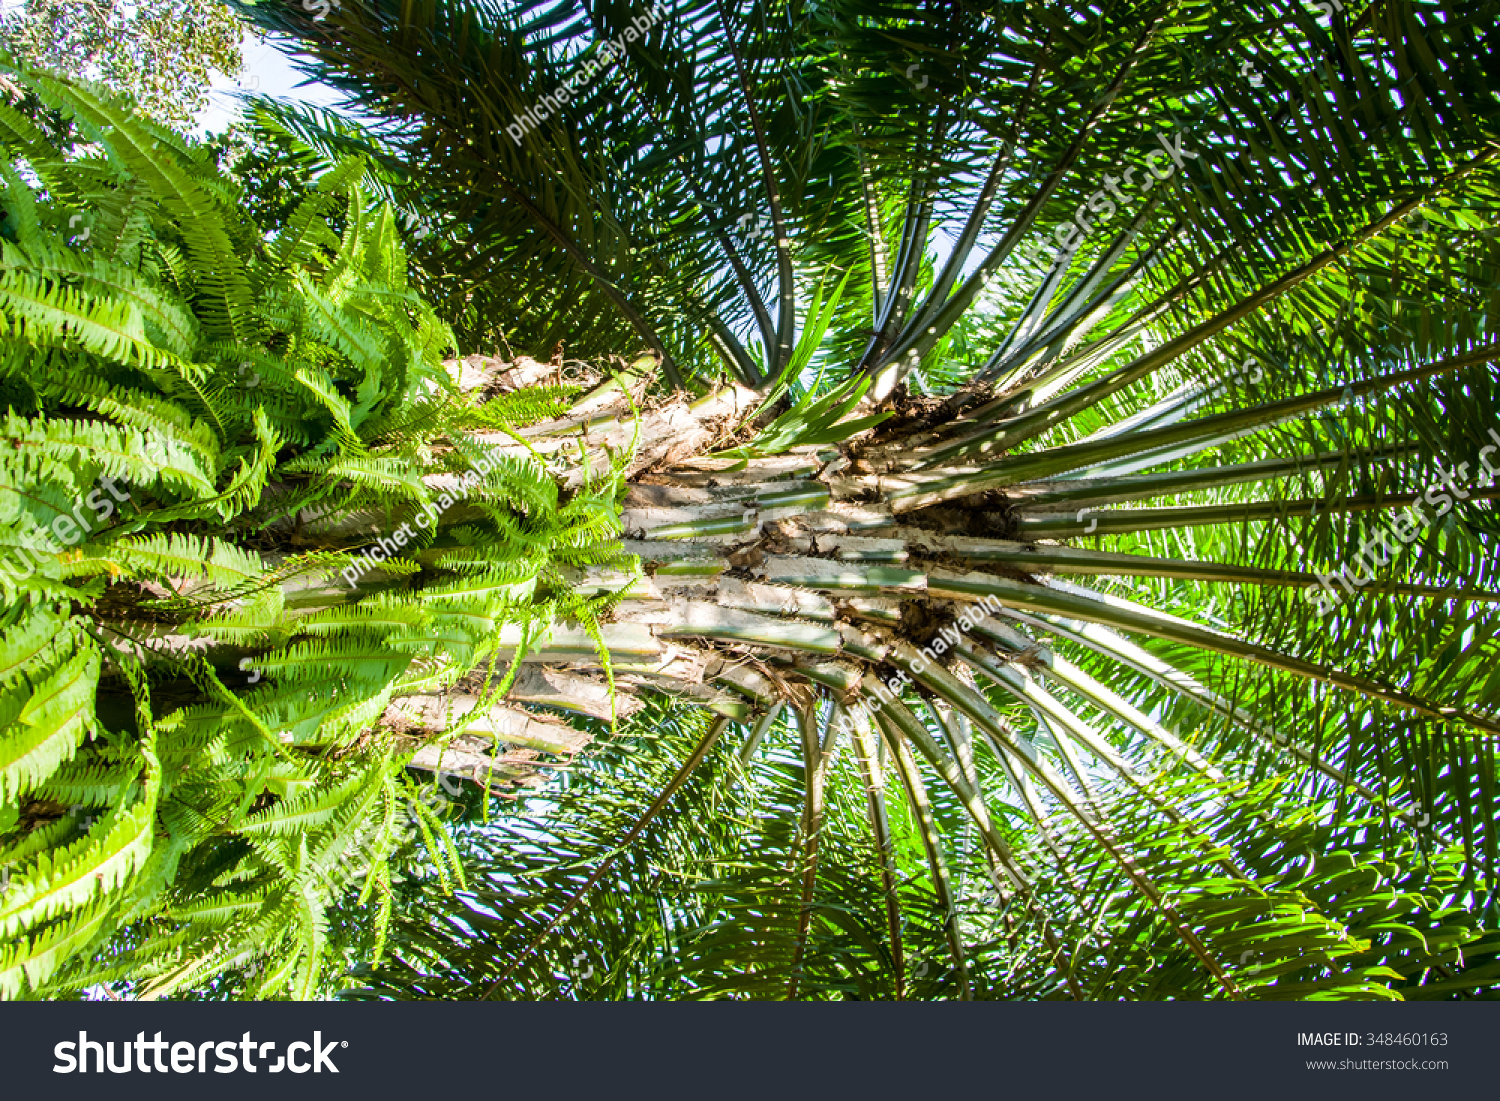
[367,351,1497,800]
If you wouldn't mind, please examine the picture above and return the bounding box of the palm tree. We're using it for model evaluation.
[25,0,1500,997]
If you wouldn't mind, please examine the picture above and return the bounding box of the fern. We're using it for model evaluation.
[0,57,629,999]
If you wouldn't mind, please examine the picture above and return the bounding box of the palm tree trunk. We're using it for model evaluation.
[379,347,1500,807]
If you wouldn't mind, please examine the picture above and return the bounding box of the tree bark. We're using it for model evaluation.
[325,353,1499,791]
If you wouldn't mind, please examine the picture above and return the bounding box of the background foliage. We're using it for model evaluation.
[0,0,243,127]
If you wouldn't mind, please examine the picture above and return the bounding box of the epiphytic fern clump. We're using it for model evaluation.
[0,57,631,998]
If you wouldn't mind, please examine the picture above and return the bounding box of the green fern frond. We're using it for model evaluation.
[0,649,99,805]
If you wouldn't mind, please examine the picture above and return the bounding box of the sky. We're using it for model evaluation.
[198,28,347,136]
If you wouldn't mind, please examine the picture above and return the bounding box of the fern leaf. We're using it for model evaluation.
[0,649,99,804]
